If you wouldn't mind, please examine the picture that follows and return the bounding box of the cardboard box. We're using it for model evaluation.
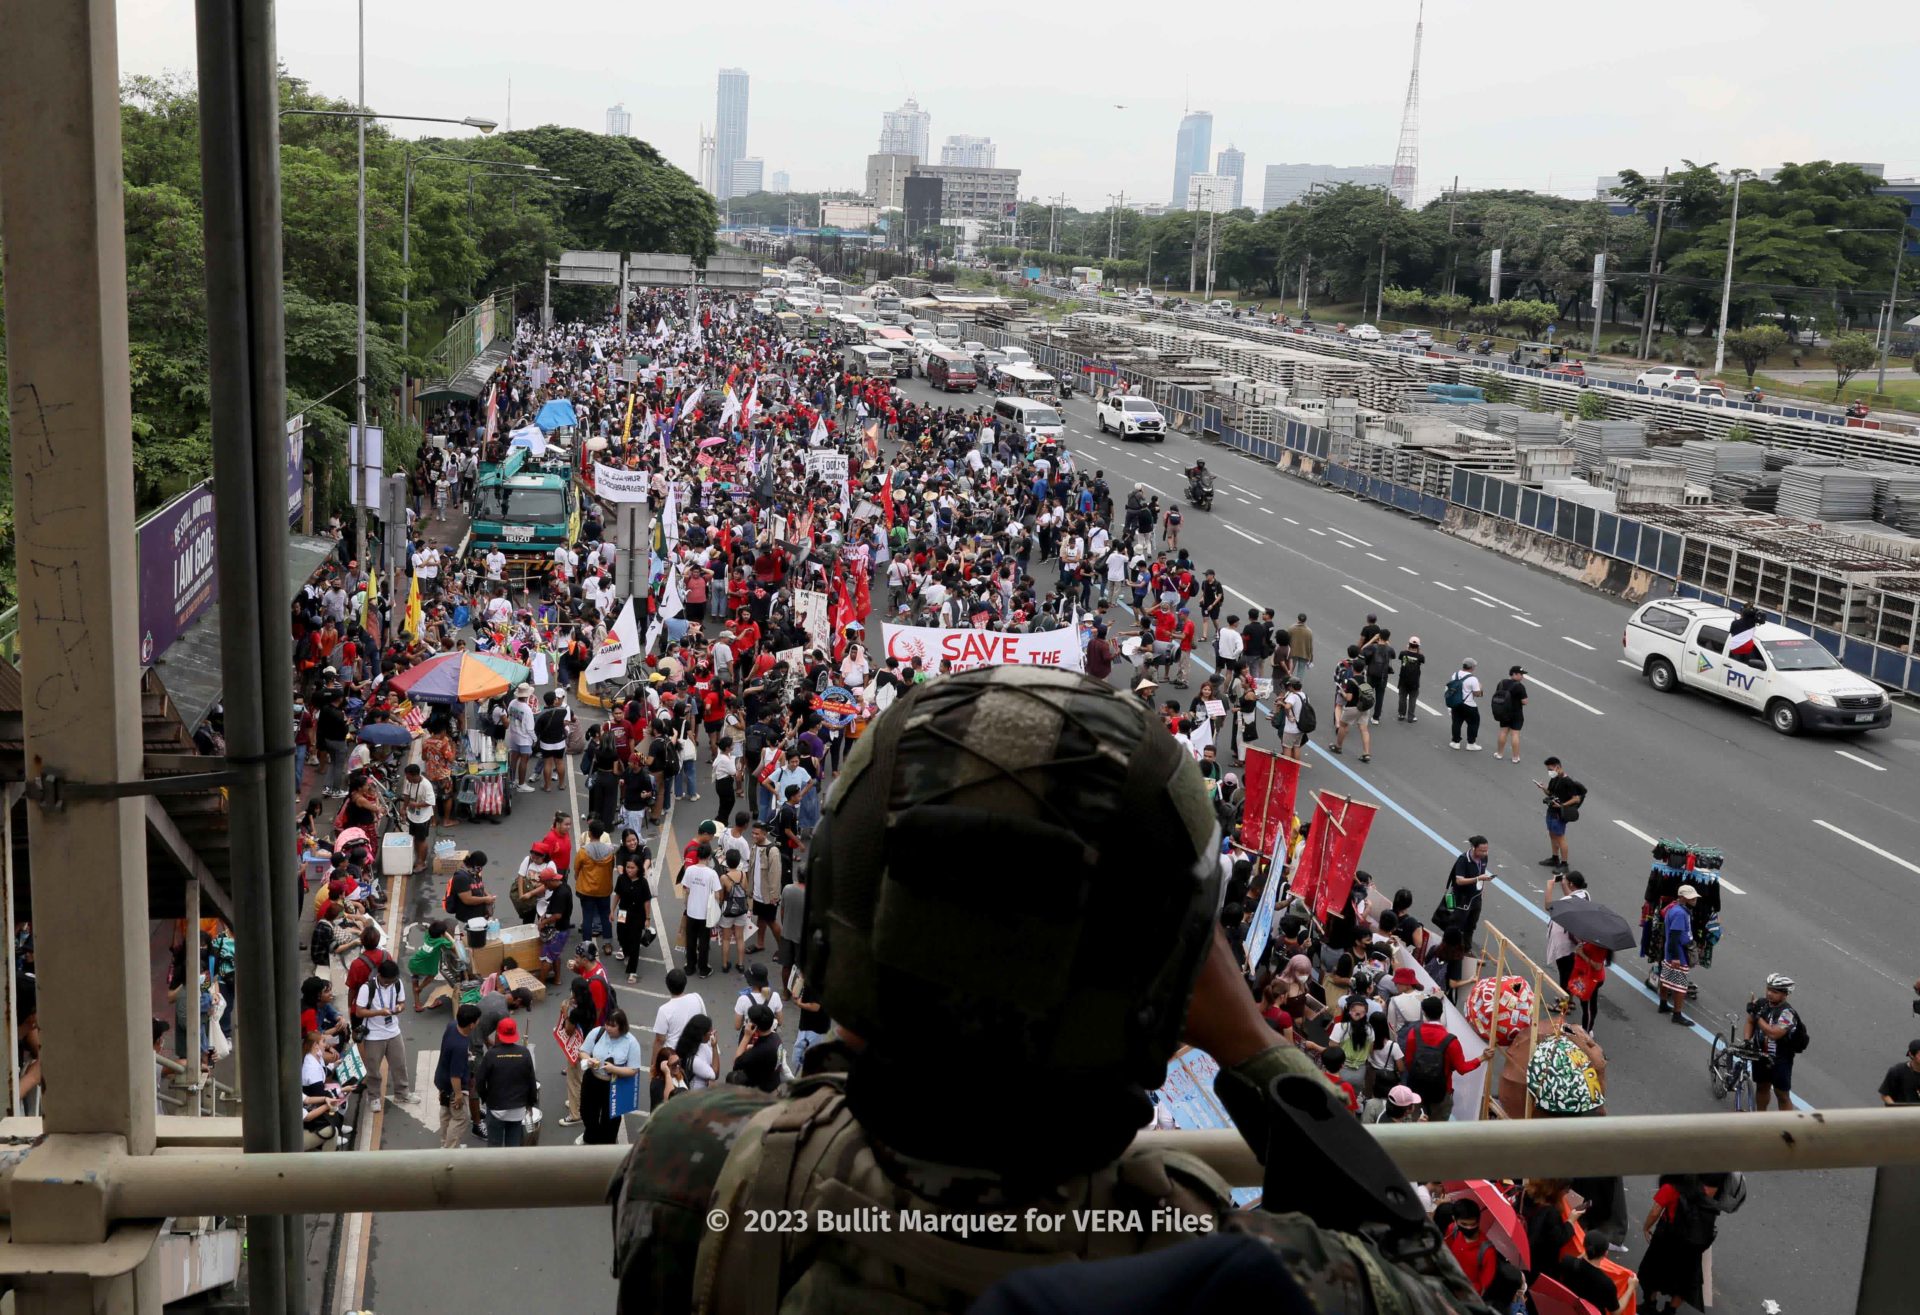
[431,849,470,875]
[469,936,506,979]
[503,967,547,1004]
[498,924,542,972]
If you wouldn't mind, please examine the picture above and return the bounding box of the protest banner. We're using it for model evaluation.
[585,599,640,683]
[794,590,830,650]
[592,463,650,503]
[879,623,1085,674]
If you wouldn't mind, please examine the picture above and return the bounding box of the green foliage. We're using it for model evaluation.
[1500,298,1559,340]
[1428,292,1470,327]
[1829,332,1880,396]
[1722,324,1788,384]
[1468,303,1503,332]
[1576,391,1609,420]
[1726,424,1754,443]
[1380,285,1427,314]
[1481,376,1512,404]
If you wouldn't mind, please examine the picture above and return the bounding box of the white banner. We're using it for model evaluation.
[585,599,641,683]
[805,451,849,485]
[593,462,651,503]
[880,623,1086,674]
[794,589,830,651]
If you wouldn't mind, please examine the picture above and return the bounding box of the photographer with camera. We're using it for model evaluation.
[1743,973,1803,1112]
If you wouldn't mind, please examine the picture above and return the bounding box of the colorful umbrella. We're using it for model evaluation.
[355,721,414,748]
[387,651,513,704]
[470,652,532,687]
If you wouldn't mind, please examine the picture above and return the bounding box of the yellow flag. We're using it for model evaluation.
[361,566,379,631]
[621,390,636,444]
[404,572,423,640]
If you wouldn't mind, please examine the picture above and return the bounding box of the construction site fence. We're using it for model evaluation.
[976,322,1920,698]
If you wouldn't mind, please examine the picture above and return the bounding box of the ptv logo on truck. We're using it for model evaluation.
[1725,668,1759,691]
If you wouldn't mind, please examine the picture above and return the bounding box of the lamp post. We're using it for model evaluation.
[278,97,496,564]
[1712,169,1752,378]
[1106,191,1125,261]
[1827,224,1911,393]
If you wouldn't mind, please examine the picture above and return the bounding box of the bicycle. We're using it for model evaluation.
[1708,1017,1763,1111]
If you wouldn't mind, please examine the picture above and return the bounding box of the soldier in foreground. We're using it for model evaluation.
[611,666,1490,1314]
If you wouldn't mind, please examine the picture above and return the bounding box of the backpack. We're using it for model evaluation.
[1783,1009,1811,1055]
[1443,673,1467,708]
[1350,683,1374,713]
[1489,679,1512,719]
[1295,695,1317,736]
[720,874,750,920]
[1402,1024,1450,1103]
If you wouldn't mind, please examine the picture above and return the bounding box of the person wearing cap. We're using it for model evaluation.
[1743,973,1799,1111]
[1446,657,1483,751]
[473,1016,539,1148]
[1492,665,1529,762]
[1878,1040,1920,1106]
[733,959,784,1037]
[1658,885,1701,1026]
[1384,966,1427,1033]
[506,683,537,792]
[1370,1084,1427,1125]
[1394,638,1425,722]
[1537,756,1586,873]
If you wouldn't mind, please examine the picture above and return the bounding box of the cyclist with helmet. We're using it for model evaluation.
[1743,974,1798,1111]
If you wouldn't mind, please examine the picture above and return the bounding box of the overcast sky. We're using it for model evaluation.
[120,0,1918,209]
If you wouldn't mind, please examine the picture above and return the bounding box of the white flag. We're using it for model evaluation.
[642,616,664,657]
[1188,715,1213,759]
[719,383,742,427]
[809,417,829,448]
[661,483,680,546]
[584,598,641,683]
[661,565,685,619]
[679,383,706,420]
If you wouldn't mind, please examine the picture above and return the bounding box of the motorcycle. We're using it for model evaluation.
[1744,389,1766,404]
[1456,335,1471,351]
[1477,338,1495,355]
[1846,399,1871,419]
[1187,472,1216,511]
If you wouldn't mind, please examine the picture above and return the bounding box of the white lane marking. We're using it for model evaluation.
[1431,581,1457,591]
[1235,496,1252,505]
[1813,820,1920,877]
[1527,675,1605,716]
[1464,584,1520,610]
[1398,566,1419,575]
[1308,527,1327,536]
[1259,507,1274,515]
[1283,516,1301,525]
[1512,615,1542,628]
[1721,877,1747,895]
[1338,541,1359,550]
[1472,597,1498,608]
[1224,585,1264,610]
[1835,749,1887,772]
[1341,584,1398,613]
[1334,529,1374,547]
[1618,658,1640,669]
[1224,524,1262,544]
[1563,636,1596,650]
[1614,820,1659,845]
[1366,552,1387,562]
[1229,484,1260,497]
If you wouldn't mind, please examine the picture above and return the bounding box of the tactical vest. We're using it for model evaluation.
[690,1077,1235,1314]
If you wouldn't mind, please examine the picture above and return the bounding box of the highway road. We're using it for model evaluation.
[892,372,1916,1310]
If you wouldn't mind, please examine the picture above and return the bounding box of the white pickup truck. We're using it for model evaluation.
[1096,393,1167,442]
[1621,597,1891,734]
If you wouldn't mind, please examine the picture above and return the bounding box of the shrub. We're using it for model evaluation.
[1576,391,1608,420]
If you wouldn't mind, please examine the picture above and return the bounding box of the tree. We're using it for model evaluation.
[1468,303,1504,332]
[1380,286,1427,315]
[1722,324,1787,385]
[1829,332,1879,396]
[1501,298,1559,340]
[1428,291,1470,329]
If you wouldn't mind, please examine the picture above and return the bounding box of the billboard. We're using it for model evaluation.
[138,481,218,668]
[287,414,305,527]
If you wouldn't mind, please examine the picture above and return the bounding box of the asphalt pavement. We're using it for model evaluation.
[888,373,1909,1312]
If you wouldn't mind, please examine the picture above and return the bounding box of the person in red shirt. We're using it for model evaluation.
[1317,1046,1360,1114]
[1443,1207,1499,1295]
[539,814,573,875]
[1174,607,1198,689]
[1400,994,1483,1120]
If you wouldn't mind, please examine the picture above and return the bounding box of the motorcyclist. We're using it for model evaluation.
[1847,399,1870,419]
[1185,459,1210,485]
[1456,334,1471,351]
[1478,337,1494,354]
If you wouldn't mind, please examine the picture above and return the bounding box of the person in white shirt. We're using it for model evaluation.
[483,549,507,582]
[400,763,437,873]
[677,847,721,977]
[1281,678,1307,763]
[412,542,441,589]
[1447,658,1484,751]
[484,591,514,629]
[648,967,707,1064]
[1216,618,1245,672]
[732,962,784,1036]
[353,960,410,1112]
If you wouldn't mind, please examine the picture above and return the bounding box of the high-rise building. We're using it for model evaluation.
[910,165,1021,223]
[1186,173,1232,214]
[732,158,764,197]
[1170,110,1213,208]
[770,171,790,194]
[866,152,918,210]
[714,67,750,202]
[1260,163,1392,211]
[941,134,997,168]
[878,98,932,163]
[1215,146,1245,210]
[605,103,631,137]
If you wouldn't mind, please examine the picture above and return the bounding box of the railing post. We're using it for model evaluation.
[1856,1163,1920,1313]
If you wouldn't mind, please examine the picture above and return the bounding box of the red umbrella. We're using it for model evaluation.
[1442,1179,1529,1269]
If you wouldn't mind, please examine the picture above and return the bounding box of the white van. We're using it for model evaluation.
[993,396,1065,443]
[1621,597,1891,734]
[936,322,962,345]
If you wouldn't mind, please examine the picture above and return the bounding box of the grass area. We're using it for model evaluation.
[1747,370,1920,409]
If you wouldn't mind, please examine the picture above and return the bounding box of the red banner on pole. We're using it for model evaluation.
[1313,796,1378,924]
[1266,755,1300,856]
[1241,748,1274,851]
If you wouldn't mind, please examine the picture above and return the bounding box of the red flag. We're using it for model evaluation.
[863,421,880,464]
[829,564,854,661]
[880,472,895,530]
[853,561,870,621]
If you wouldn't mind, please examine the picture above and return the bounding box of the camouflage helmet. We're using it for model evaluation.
[805,666,1222,1185]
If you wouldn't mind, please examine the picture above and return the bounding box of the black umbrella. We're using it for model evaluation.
[1548,898,1637,952]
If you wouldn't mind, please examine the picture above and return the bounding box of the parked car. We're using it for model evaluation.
[1636,365,1699,389]
[1391,328,1435,348]
[1348,323,1383,342]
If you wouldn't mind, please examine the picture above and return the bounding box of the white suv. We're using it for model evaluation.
[1096,394,1167,441]
[1636,365,1700,390]
[1621,598,1890,734]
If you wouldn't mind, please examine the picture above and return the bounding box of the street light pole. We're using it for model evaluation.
[1712,169,1749,378]
[355,0,367,567]
[1825,223,1911,394]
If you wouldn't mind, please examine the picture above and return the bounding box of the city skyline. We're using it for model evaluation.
[714,67,749,200]
[117,1,1920,209]
[878,97,931,164]
[1170,110,1213,208]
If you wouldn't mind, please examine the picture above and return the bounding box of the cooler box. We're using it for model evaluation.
[381,833,413,877]
[497,924,542,975]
